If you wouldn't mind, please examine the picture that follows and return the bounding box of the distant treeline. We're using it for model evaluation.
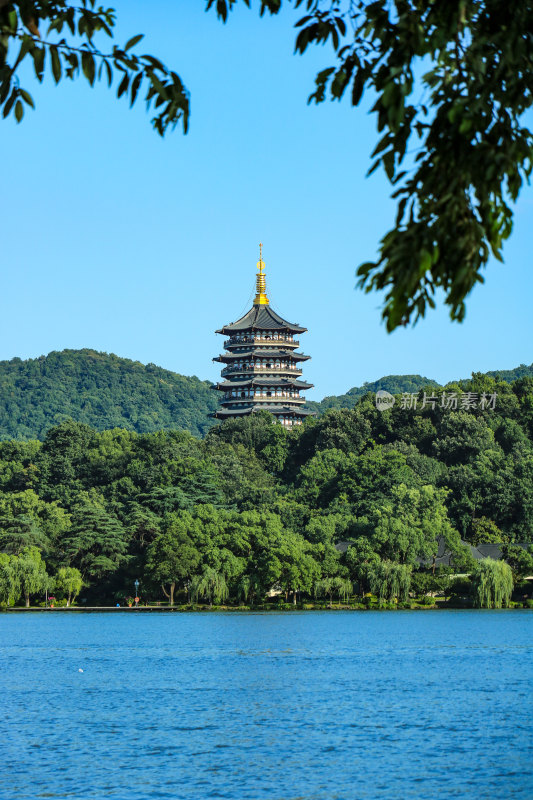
[307,364,533,413]
[0,370,532,609]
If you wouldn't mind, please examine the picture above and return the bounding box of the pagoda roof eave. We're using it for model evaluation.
[211,405,315,419]
[213,350,310,363]
[213,378,314,390]
[215,303,307,335]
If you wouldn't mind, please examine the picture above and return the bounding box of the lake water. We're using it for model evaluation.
[1,610,532,800]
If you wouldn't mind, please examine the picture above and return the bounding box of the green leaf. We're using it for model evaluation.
[142,55,165,72]
[351,71,364,106]
[19,89,34,108]
[149,74,169,101]
[395,197,408,226]
[356,262,376,278]
[366,159,380,178]
[371,135,390,159]
[125,34,144,51]
[103,59,112,87]
[3,91,17,118]
[117,73,129,98]
[383,151,395,181]
[316,67,334,83]
[335,17,346,36]
[130,72,142,106]
[419,250,432,274]
[33,48,45,81]
[14,100,23,123]
[50,47,62,84]
[81,51,96,86]
[14,36,33,69]
[0,79,11,104]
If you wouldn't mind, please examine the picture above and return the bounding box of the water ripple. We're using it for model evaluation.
[0,610,532,800]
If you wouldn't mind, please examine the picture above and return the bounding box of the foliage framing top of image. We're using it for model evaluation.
[0,0,189,135]
[2,0,533,328]
[210,0,533,329]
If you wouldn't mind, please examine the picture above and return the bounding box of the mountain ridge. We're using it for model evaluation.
[0,349,531,440]
[0,349,218,440]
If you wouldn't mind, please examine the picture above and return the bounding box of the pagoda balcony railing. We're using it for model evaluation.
[223,394,305,403]
[220,365,302,377]
[223,335,298,349]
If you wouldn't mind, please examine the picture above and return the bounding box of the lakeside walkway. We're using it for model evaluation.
[4,605,206,612]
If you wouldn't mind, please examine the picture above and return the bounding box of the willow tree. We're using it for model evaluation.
[54,566,83,606]
[191,567,229,607]
[314,576,352,606]
[474,558,513,609]
[0,552,20,606]
[369,560,411,604]
[17,546,48,607]
[237,573,263,607]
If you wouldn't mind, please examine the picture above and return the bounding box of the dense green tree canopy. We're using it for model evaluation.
[61,505,128,579]
[306,375,439,414]
[146,512,201,606]
[0,350,218,440]
[0,369,531,607]
[1,350,531,443]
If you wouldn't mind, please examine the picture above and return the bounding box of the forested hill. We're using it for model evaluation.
[306,375,440,414]
[0,350,531,441]
[0,350,218,440]
[307,364,533,414]
[475,364,533,383]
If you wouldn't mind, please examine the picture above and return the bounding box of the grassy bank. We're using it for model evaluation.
[4,597,533,612]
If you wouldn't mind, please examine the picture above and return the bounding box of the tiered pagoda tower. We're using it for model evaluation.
[212,246,314,428]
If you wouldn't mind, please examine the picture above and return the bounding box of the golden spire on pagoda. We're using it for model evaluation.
[254,242,269,305]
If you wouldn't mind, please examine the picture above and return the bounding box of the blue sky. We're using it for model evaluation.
[2,1,532,400]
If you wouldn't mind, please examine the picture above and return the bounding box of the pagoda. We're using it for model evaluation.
[212,246,314,428]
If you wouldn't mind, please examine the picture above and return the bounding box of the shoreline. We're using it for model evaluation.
[2,603,530,613]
